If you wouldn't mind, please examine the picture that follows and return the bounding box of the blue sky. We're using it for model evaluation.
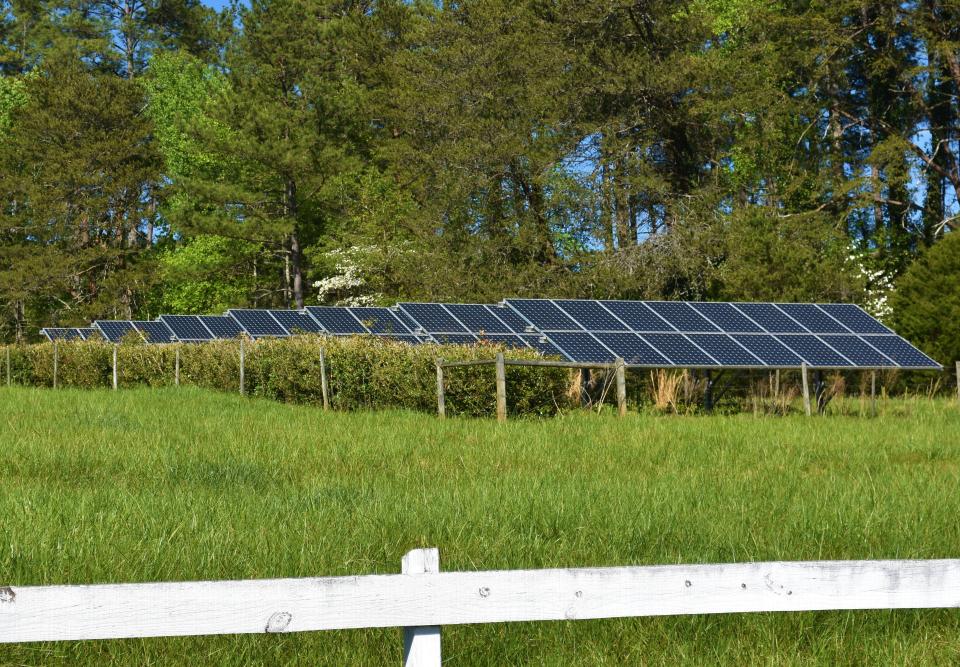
[202,0,234,11]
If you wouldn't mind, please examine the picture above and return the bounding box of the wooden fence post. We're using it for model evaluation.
[319,347,330,410]
[53,341,58,389]
[174,347,180,387]
[112,345,118,391]
[239,338,245,396]
[870,371,877,417]
[615,357,627,417]
[495,352,507,422]
[402,548,441,667]
[435,359,445,418]
[801,363,811,417]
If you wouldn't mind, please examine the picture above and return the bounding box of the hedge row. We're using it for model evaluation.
[0,337,573,418]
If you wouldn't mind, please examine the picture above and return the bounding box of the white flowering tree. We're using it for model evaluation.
[848,247,896,321]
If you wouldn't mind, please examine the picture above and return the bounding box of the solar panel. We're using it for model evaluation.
[521,335,564,357]
[505,299,582,331]
[686,334,762,366]
[159,315,213,341]
[93,320,135,343]
[305,307,366,334]
[599,301,675,332]
[553,300,629,331]
[269,310,324,335]
[547,331,616,363]
[819,335,896,367]
[397,303,467,333]
[729,334,804,366]
[132,321,174,344]
[349,307,413,334]
[489,304,534,332]
[732,303,808,333]
[41,328,85,341]
[861,335,940,368]
[775,303,850,334]
[689,302,763,333]
[442,304,514,334]
[199,315,243,339]
[817,304,892,334]
[76,328,96,340]
[644,302,719,332]
[776,334,851,367]
[228,309,287,338]
[592,332,671,365]
[638,333,718,366]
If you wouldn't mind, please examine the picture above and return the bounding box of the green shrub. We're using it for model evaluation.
[0,336,572,417]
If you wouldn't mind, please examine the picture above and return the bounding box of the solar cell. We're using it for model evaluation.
[547,332,615,363]
[644,302,720,332]
[553,300,628,331]
[592,332,671,365]
[777,334,851,367]
[269,310,324,335]
[817,304,892,334]
[505,299,582,331]
[94,320,135,343]
[349,307,412,334]
[686,334,762,366]
[489,304,534,332]
[132,321,174,343]
[819,335,896,367]
[638,333,718,366]
[398,303,467,333]
[77,328,97,340]
[689,302,763,333]
[395,309,423,333]
[228,309,287,338]
[729,334,803,366]
[443,304,514,334]
[305,307,366,334]
[861,335,940,368]
[732,303,808,333]
[199,315,243,339]
[521,335,563,357]
[432,333,479,345]
[159,315,214,341]
[775,303,850,334]
[599,301,675,331]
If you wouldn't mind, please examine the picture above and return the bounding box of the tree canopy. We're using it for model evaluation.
[0,0,957,345]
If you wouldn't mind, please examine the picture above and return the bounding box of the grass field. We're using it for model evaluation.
[1,387,959,665]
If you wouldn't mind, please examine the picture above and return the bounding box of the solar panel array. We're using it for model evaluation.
[60,299,937,371]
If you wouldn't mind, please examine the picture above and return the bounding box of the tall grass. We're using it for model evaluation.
[1,388,959,665]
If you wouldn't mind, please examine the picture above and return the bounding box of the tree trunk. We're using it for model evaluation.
[285,178,304,309]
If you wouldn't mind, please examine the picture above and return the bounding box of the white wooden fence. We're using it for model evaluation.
[2,549,959,665]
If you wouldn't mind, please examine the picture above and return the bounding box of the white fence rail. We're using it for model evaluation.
[2,549,959,666]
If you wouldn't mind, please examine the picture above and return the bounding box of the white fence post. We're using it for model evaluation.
[435,359,445,418]
[239,338,245,396]
[495,353,507,422]
[174,347,180,387]
[319,347,330,410]
[112,345,118,391]
[801,363,811,416]
[53,341,58,389]
[402,548,441,667]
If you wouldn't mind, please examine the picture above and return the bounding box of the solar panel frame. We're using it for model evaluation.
[817,304,893,334]
[397,303,468,334]
[227,309,288,338]
[41,328,85,341]
[159,315,214,342]
[521,335,564,357]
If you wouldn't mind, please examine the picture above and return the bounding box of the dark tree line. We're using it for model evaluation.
[0,0,957,346]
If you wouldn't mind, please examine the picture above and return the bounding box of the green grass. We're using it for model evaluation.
[1,387,959,665]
